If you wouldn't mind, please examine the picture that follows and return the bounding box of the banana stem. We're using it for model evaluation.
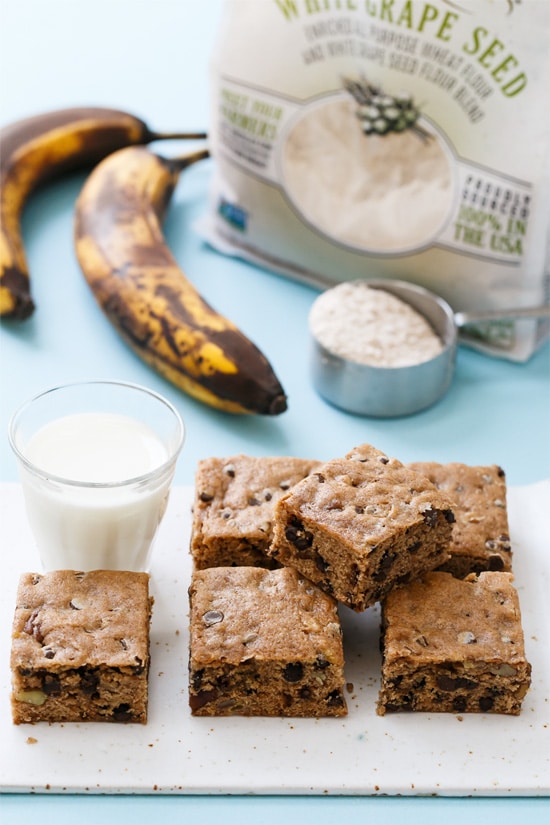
[167,147,211,172]
[150,130,208,141]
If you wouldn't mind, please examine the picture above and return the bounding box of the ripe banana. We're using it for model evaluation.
[74,145,288,416]
[0,106,206,319]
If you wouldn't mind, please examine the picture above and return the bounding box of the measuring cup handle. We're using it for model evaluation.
[455,305,550,327]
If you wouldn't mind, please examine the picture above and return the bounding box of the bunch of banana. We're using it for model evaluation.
[74,145,287,416]
[0,106,206,319]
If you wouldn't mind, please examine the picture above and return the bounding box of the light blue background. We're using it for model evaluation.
[1,0,549,821]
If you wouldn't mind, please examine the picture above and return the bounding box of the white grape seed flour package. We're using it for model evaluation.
[198,0,550,360]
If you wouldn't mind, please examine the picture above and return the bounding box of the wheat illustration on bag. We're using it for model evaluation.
[343,74,432,141]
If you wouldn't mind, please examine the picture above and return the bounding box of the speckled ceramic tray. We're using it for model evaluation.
[1,481,548,796]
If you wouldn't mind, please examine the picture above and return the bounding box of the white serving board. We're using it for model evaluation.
[0,481,548,796]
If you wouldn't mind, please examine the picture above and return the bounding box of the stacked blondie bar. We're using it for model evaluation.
[188,444,531,717]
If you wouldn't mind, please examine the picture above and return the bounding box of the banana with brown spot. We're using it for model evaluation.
[74,145,287,416]
[0,105,206,319]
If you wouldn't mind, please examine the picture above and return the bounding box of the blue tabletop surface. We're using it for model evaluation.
[1,1,549,821]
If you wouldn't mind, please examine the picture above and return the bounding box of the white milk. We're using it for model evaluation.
[19,413,173,571]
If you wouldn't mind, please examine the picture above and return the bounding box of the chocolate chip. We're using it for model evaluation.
[192,669,204,691]
[323,580,334,595]
[189,689,219,711]
[436,675,477,692]
[326,689,345,708]
[479,695,494,712]
[314,654,330,670]
[247,497,260,506]
[42,674,61,695]
[498,538,511,553]
[79,668,100,696]
[453,696,467,713]
[316,555,329,573]
[285,516,313,551]
[488,554,505,571]
[282,693,293,708]
[199,492,214,502]
[385,702,409,713]
[422,508,439,527]
[314,473,326,483]
[283,663,304,683]
[112,703,132,721]
[379,456,389,464]
[373,550,396,582]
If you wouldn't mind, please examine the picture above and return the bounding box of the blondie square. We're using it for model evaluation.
[377,571,531,715]
[191,454,320,569]
[268,443,455,611]
[407,461,512,577]
[188,566,347,717]
[11,570,152,724]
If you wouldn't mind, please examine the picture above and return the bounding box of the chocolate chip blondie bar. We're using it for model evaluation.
[268,443,455,611]
[191,454,319,569]
[407,461,512,577]
[188,566,347,717]
[377,571,531,715]
[11,570,152,724]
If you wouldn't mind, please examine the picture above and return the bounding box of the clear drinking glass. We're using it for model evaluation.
[8,380,185,572]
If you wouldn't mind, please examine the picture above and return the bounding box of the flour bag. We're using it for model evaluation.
[199,0,550,360]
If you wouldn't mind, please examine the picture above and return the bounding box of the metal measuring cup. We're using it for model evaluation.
[309,279,550,417]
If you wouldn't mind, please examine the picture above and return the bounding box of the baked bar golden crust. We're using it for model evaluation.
[267,443,455,612]
[11,570,152,724]
[191,454,320,569]
[377,571,531,715]
[407,461,512,577]
[188,566,347,717]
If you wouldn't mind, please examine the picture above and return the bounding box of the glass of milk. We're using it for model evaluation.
[8,380,185,572]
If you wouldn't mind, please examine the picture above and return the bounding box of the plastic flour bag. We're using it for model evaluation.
[198,0,550,360]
